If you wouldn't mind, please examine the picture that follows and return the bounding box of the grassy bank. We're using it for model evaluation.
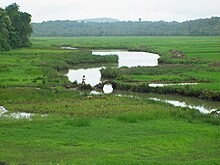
[100,66,220,101]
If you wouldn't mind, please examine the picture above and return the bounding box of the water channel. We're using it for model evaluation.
[66,50,160,86]
[65,50,220,114]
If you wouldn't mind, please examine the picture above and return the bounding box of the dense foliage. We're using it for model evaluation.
[32,17,220,37]
[0,3,32,51]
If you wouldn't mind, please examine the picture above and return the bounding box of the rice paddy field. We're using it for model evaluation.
[0,36,220,164]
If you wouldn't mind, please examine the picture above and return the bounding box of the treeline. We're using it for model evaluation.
[32,17,220,37]
[0,3,32,51]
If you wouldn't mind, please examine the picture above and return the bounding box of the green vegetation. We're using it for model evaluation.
[0,48,118,87]
[0,3,32,51]
[0,88,220,164]
[0,36,220,164]
[32,17,220,37]
[31,36,220,100]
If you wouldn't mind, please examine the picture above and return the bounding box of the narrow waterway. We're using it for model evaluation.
[65,50,219,115]
[90,90,220,114]
[66,50,160,86]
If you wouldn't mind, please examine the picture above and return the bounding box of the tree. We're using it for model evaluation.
[0,8,11,50]
[0,3,32,51]
[32,17,220,37]
[5,3,21,48]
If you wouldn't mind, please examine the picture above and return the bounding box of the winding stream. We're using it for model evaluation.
[66,50,160,86]
[89,90,220,114]
[65,50,219,114]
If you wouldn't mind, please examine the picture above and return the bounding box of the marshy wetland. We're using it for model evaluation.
[0,37,220,164]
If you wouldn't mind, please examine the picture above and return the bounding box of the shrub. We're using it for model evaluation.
[100,68,121,79]
[78,84,93,90]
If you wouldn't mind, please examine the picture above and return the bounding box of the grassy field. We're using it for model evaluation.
[0,88,220,164]
[0,36,220,164]
[31,37,220,92]
[0,47,117,87]
[31,36,220,61]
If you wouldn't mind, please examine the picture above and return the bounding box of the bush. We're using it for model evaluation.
[78,84,93,90]
[100,68,121,79]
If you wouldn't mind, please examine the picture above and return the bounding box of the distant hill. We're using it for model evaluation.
[78,18,119,23]
[32,17,220,37]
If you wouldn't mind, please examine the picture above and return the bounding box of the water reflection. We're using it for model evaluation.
[110,90,220,114]
[66,67,102,86]
[92,51,160,67]
[150,98,217,114]
[0,106,7,117]
[0,106,47,120]
[103,84,114,94]
[66,50,160,86]
[90,90,102,95]
[61,47,77,50]
[149,83,198,87]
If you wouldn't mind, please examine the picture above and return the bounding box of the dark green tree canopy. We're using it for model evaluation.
[0,3,32,51]
[32,17,220,37]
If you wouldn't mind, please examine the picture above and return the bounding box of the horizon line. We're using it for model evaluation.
[32,16,220,24]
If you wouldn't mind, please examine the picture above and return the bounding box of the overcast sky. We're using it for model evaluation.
[0,0,220,23]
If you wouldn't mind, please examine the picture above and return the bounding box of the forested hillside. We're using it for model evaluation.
[32,17,220,37]
[0,3,32,51]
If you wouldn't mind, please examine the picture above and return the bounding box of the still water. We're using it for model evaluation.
[66,50,160,86]
[149,83,198,87]
[0,106,47,120]
[92,50,160,67]
[66,67,102,86]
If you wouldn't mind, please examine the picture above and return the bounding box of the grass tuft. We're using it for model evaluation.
[65,117,91,127]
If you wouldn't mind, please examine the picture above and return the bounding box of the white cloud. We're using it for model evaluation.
[0,0,219,22]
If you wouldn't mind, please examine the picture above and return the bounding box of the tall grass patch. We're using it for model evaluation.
[117,110,172,123]
[65,117,91,127]
[117,108,220,126]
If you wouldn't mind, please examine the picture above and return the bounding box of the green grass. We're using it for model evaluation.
[1,117,220,164]
[0,88,179,117]
[0,47,118,87]
[30,37,220,92]
[31,36,220,61]
[1,37,220,91]
[0,88,220,164]
[0,36,220,164]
